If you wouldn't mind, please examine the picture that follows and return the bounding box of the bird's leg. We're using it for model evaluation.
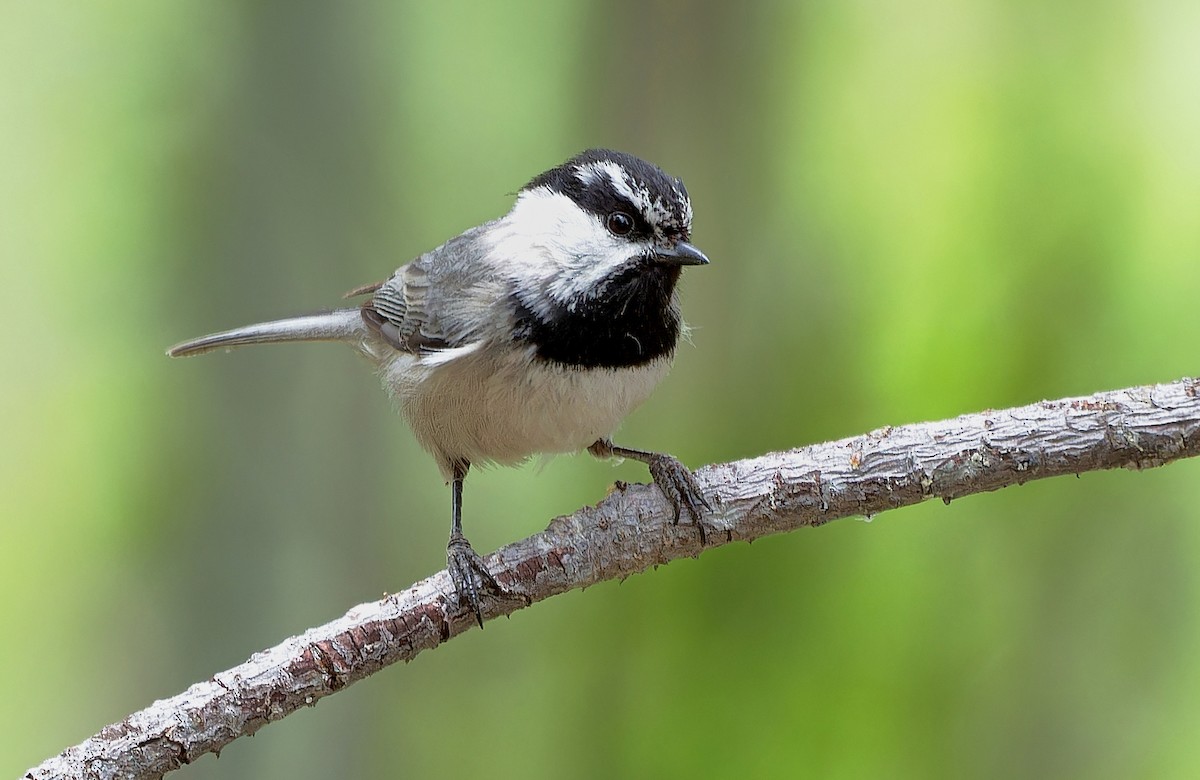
[446,461,501,627]
[588,439,712,544]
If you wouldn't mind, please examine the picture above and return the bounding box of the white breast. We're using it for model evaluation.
[378,344,673,479]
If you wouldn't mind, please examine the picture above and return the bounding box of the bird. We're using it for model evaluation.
[168,148,710,626]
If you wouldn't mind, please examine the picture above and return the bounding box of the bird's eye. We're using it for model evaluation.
[606,211,634,236]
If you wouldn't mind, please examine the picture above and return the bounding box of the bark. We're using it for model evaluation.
[26,376,1200,780]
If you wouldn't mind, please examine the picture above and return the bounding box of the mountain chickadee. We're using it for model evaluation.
[168,148,710,625]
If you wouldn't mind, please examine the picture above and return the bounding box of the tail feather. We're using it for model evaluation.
[167,308,366,358]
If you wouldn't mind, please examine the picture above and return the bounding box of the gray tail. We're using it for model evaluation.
[167,308,366,358]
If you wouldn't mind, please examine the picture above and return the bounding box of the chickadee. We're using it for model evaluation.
[168,148,710,625]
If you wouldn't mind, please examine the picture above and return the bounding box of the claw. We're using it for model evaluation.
[447,532,502,627]
[644,454,712,544]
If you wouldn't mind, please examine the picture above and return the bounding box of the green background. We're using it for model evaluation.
[4,2,1199,778]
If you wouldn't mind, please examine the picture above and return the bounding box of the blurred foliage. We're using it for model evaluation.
[3,1,1200,778]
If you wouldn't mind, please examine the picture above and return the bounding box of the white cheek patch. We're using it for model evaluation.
[544,241,644,305]
[486,188,645,311]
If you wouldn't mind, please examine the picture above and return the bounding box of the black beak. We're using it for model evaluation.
[655,241,710,267]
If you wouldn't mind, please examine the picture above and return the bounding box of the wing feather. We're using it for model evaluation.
[360,225,505,355]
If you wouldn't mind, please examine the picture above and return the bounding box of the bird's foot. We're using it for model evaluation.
[643,453,713,544]
[447,532,503,628]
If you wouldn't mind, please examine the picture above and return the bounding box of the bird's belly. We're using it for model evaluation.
[382,347,672,475]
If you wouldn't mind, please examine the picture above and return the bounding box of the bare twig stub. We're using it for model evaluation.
[27,377,1200,780]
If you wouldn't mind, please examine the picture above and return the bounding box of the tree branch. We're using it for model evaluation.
[27,377,1200,779]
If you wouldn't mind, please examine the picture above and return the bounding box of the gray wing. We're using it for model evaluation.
[361,226,506,353]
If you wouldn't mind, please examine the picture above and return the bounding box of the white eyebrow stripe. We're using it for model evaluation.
[600,162,645,208]
[574,162,606,186]
[572,160,694,231]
